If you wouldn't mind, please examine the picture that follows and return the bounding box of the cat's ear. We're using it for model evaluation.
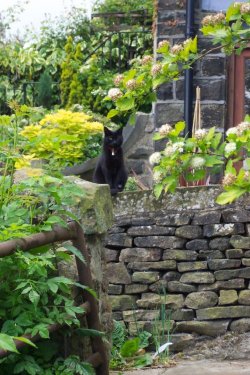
[104,127,112,135]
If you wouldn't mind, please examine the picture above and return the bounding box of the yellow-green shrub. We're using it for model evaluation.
[19,109,103,168]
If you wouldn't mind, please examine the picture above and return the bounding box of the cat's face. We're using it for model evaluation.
[104,127,123,149]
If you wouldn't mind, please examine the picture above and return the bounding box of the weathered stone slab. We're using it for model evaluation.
[110,295,137,311]
[115,215,132,226]
[226,249,244,259]
[127,260,176,271]
[168,281,196,293]
[208,259,241,270]
[186,239,209,251]
[106,233,132,248]
[108,226,125,234]
[178,261,207,272]
[119,247,162,262]
[105,262,131,284]
[215,267,250,281]
[149,280,168,292]
[131,217,155,226]
[198,250,223,259]
[176,320,229,337]
[171,309,195,321]
[245,250,250,258]
[175,225,202,239]
[171,333,197,352]
[219,290,238,305]
[198,279,245,291]
[197,306,250,320]
[230,235,250,249]
[163,250,197,261]
[192,211,221,225]
[180,272,215,284]
[127,225,175,236]
[128,320,175,336]
[204,223,244,238]
[185,291,218,309]
[242,258,250,266]
[137,293,184,309]
[162,271,181,281]
[125,284,148,294]
[247,224,250,236]
[123,309,160,322]
[108,284,123,295]
[230,318,250,332]
[132,271,160,284]
[112,311,123,320]
[238,290,250,305]
[209,237,230,250]
[155,212,193,226]
[134,236,186,249]
[222,209,250,223]
[105,249,120,262]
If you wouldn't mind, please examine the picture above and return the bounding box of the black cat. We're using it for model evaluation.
[93,127,128,195]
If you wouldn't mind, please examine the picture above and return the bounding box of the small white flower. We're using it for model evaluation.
[114,74,124,86]
[163,144,174,156]
[159,123,172,136]
[173,142,184,153]
[151,63,162,76]
[190,156,206,169]
[108,88,123,101]
[237,121,250,135]
[158,40,170,49]
[222,173,236,186]
[141,55,153,65]
[226,127,238,136]
[225,142,237,154]
[126,79,137,90]
[153,170,162,183]
[194,129,207,139]
[149,152,161,165]
[171,44,183,54]
[240,3,250,14]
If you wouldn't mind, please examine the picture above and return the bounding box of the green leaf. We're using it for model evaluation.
[28,290,40,306]
[76,328,105,337]
[120,337,140,358]
[107,109,119,119]
[116,97,135,111]
[153,183,163,199]
[134,353,153,368]
[14,336,37,348]
[63,244,85,263]
[216,187,245,205]
[0,333,18,353]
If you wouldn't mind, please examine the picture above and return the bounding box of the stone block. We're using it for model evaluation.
[127,225,175,236]
[175,225,203,239]
[226,249,244,259]
[110,295,137,311]
[199,279,245,291]
[178,261,207,272]
[155,102,184,128]
[108,284,123,295]
[219,290,238,305]
[209,237,230,250]
[123,309,159,322]
[106,233,132,248]
[230,318,250,332]
[149,279,168,292]
[176,320,229,337]
[132,271,160,284]
[186,239,209,251]
[162,271,181,281]
[125,284,148,294]
[222,209,250,223]
[239,290,250,305]
[105,262,131,285]
[215,267,250,281]
[201,103,225,129]
[204,223,244,238]
[197,306,250,320]
[131,217,155,226]
[108,226,125,234]
[176,78,225,101]
[157,22,185,36]
[119,247,162,262]
[198,250,223,260]
[163,250,197,261]
[171,309,195,321]
[157,82,173,100]
[105,249,120,262]
[112,311,123,320]
[155,212,193,226]
[158,0,186,10]
[134,236,186,249]
[246,224,250,236]
[170,334,197,353]
[115,216,132,226]
[201,56,225,76]
[128,260,176,271]
[230,236,250,249]
[185,291,218,309]
[128,320,175,336]
[137,293,184,309]
[180,272,215,284]
[245,250,250,258]
[208,259,241,270]
[243,258,250,266]
[168,281,197,293]
[192,211,221,225]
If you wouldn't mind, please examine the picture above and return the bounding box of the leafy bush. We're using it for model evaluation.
[19,109,104,168]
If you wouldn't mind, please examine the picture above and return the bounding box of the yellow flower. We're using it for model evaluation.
[15,154,37,169]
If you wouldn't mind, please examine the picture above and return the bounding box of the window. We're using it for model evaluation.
[201,0,247,11]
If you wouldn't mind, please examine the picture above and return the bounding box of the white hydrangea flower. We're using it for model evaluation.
[194,129,207,139]
[172,142,184,153]
[114,74,124,86]
[126,79,137,90]
[149,152,162,165]
[190,156,206,169]
[108,88,123,101]
[222,173,236,186]
[240,3,250,14]
[151,63,162,76]
[225,142,237,154]
[158,40,170,49]
[159,123,172,136]
[226,127,238,136]
[141,55,153,65]
[153,170,162,183]
[237,121,250,135]
[163,144,174,156]
[171,44,183,54]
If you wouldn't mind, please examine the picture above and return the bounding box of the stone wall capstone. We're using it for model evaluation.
[106,186,250,350]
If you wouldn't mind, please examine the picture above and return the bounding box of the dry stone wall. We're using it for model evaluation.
[105,186,250,343]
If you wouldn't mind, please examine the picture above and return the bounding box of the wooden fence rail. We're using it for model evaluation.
[0,221,109,375]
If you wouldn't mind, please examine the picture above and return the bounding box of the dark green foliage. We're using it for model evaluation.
[37,71,53,109]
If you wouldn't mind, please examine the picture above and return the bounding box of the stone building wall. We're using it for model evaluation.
[155,0,227,133]
[105,187,250,349]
